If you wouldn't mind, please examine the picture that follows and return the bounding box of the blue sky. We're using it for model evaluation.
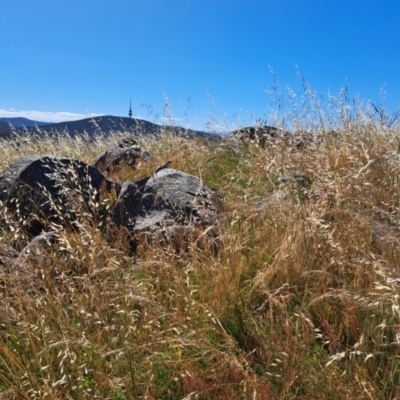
[1,0,399,131]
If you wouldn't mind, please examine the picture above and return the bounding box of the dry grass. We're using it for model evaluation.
[1,95,400,399]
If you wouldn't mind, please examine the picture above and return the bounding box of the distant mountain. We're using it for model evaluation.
[0,121,11,135]
[28,116,167,137]
[0,117,52,128]
[0,115,219,141]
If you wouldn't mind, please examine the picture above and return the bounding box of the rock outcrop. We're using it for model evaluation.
[0,139,223,254]
[111,168,222,249]
[232,126,289,147]
[93,137,153,172]
[232,125,317,149]
[0,155,118,235]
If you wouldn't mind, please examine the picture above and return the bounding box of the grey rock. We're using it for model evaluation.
[111,168,222,250]
[93,137,153,172]
[232,126,289,148]
[232,125,318,149]
[0,245,19,266]
[111,177,149,231]
[134,168,222,230]
[155,160,172,173]
[0,155,118,235]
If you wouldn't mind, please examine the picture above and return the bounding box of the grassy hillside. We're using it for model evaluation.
[1,102,400,399]
[0,116,216,141]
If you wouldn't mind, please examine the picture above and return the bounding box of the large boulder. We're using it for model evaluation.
[111,168,222,249]
[0,155,118,235]
[93,137,153,172]
[135,168,221,229]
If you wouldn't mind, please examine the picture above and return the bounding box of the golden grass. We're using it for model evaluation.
[1,101,400,399]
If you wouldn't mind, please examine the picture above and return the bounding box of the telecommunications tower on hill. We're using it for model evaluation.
[128,99,133,118]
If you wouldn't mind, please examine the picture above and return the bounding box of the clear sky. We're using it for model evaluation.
[1,0,399,131]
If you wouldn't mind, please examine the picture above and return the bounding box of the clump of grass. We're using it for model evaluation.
[1,87,400,399]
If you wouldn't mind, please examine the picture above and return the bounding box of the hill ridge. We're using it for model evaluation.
[0,115,217,140]
[0,117,52,128]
